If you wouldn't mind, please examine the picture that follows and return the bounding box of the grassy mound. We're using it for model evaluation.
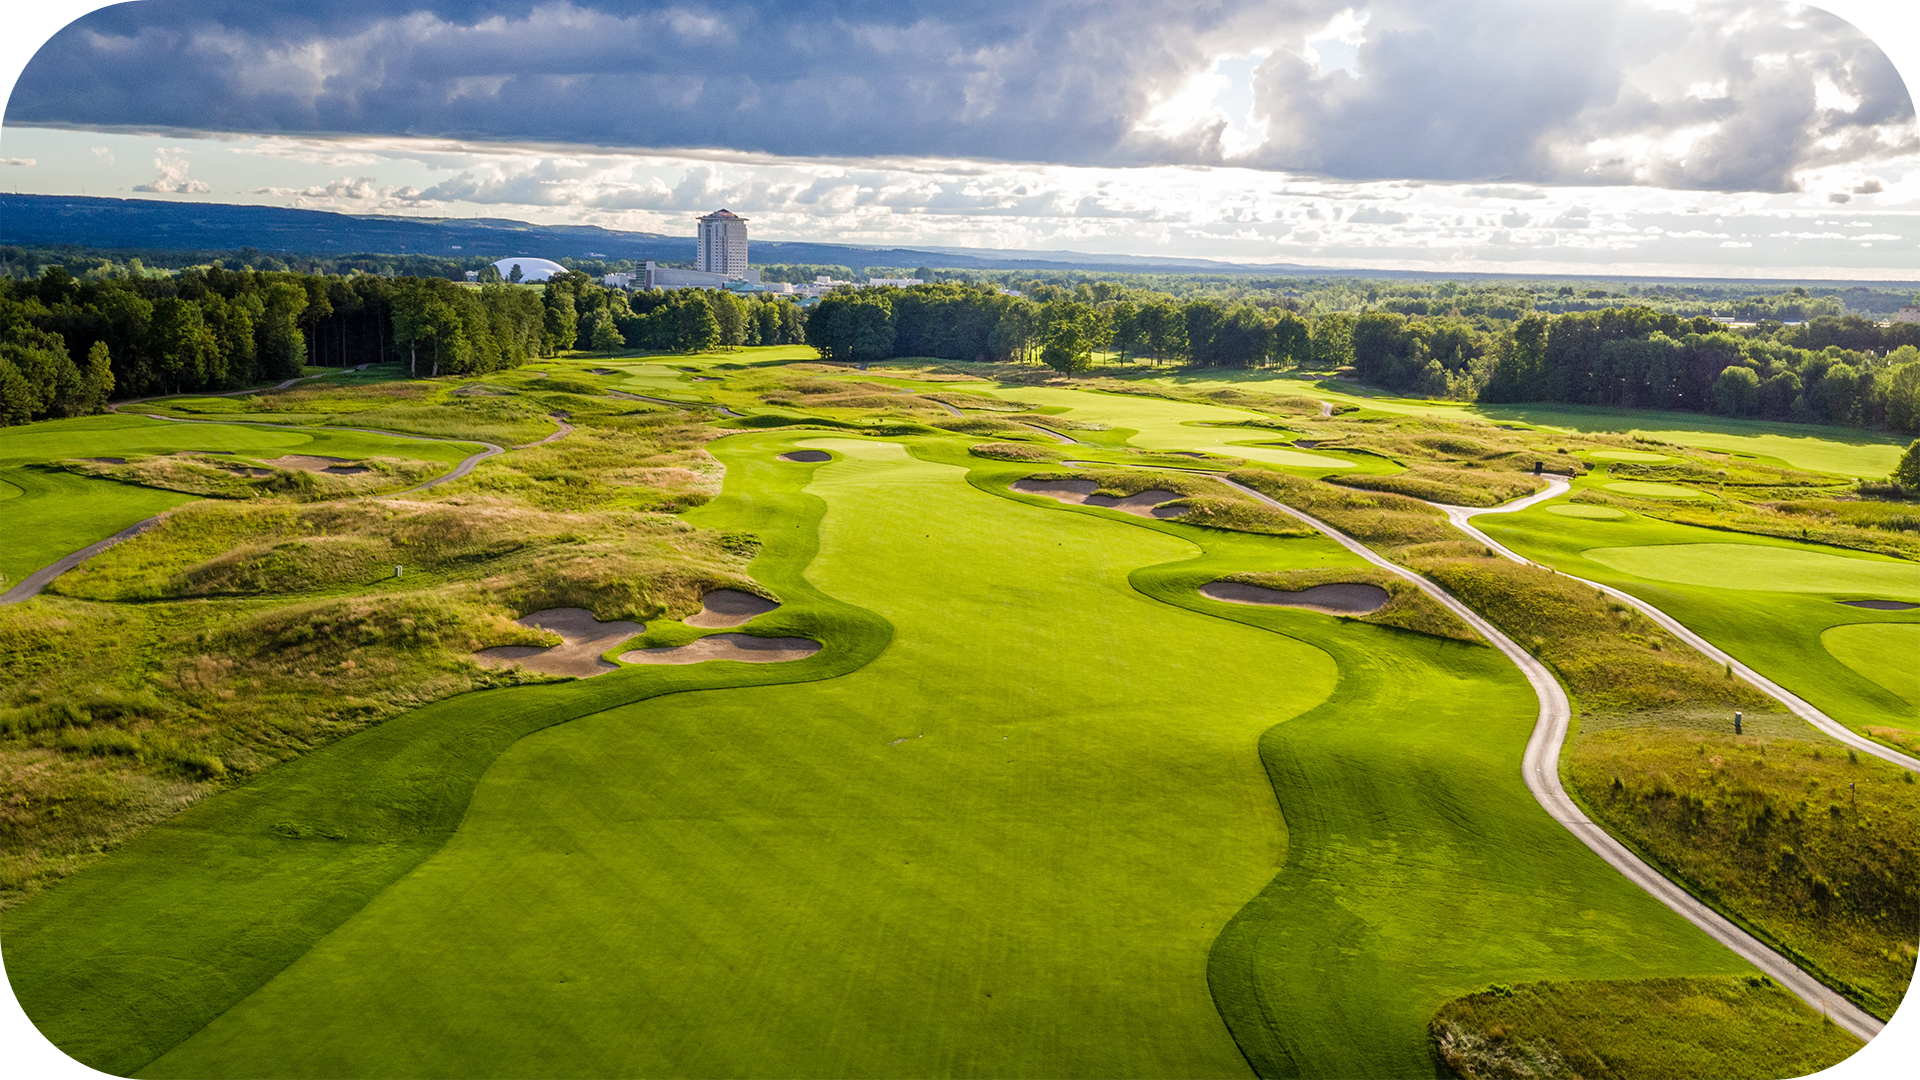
[1430,977,1860,1079]
[1567,727,1920,1018]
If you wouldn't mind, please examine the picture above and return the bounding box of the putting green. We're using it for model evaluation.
[973,385,1360,469]
[1548,504,1627,520]
[1822,624,1920,707]
[1603,481,1706,500]
[1587,450,1671,462]
[1585,543,1920,599]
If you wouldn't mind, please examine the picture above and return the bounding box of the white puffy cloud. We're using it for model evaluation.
[132,148,209,193]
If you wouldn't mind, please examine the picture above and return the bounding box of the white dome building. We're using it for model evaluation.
[491,257,567,282]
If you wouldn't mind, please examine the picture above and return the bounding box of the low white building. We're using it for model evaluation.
[603,272,636,289]
[866,277,924,288]
[644,262,765,291]
[491,257,567,282]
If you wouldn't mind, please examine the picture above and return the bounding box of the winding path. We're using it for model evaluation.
[1437,478,1920,775]
[2,413,502,604]
[1207,472,1885,1041]
[606,390,744,417]
[0,516,172,606]
[513,415,575,449]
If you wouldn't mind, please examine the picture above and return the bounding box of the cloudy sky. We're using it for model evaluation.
[2,0,1918,278]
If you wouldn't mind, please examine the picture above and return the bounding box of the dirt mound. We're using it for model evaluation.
[1200,580,1390,615]
[779,450,832,463]
[620,633,820,665]
[1838,599,1918,611]
[473,607,646,678]
[686,589,781,628]
[262,455,371,475]
[1011,478,1187,519]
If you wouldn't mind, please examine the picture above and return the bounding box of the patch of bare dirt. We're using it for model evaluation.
[779,450,832,463]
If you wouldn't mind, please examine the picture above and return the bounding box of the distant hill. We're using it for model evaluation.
[0,194,1295,275]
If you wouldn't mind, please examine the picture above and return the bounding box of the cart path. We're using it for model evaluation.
[605,390,743,416]
[2,413,502,604]
[0,514,174,606]
[1437,477,1920,774]
[1021,422,1078,444]
[1207,472,1884,1041]
[512,415,575,449]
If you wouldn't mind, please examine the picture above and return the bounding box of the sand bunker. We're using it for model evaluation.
[1011,478,1187,519]
[687,588,781,628]
[1838,599,1919,611]
[473,607,646,678]
[779,449,833,463]
[1200,580,1390,615]
[590,368,618,375]
[262,455,372,475]
[80,457,129,464]
[620,633,820,665]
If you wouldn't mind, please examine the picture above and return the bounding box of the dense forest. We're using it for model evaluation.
[4,245,1918,439]
[0,266,804,424]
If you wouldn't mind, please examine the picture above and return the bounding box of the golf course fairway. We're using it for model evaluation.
[79,432,1764,1078]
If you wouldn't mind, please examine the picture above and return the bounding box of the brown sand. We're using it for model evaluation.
[473,607,646,678]
[779,450,832,463]
[686,589,781,628]
[620,633,820,665]
[262,455,371,475]
[1200,580,1390,615]
[80,457,129,464]
[1838,599,1919,611]
[590,368,618,375]
[1010,478,1188,519]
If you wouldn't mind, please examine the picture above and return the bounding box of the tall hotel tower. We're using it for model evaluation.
[696,209,749,277]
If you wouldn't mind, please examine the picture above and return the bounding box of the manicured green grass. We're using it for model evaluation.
[1602,480,1708,500]
[1478,504,1920,752]
[0,413,477,469]
[0,467,193,586]
[1,430,889,1077]
[970,384,1365,469]
[135,435,1344,1078]
[1585,543,1920,599]
[1822,624,1920,707]
[6,359,1893,1079]
[1548,504,1626,519]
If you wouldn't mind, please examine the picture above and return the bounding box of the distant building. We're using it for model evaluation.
[866,277,924,288]
[697,209,750,277]
[644,262,764,291]
[491,257,566,282]
[1899,306,1920,323]
[603,272,636,289]
[463,270,480,282]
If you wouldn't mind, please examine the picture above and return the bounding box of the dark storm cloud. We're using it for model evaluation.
[7,0,1913,192]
